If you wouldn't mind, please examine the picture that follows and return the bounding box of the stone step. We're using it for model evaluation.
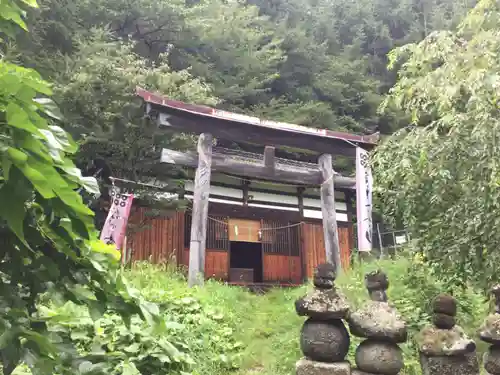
[296,358,350,375]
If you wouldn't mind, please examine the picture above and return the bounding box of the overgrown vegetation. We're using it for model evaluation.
[373,0,500,290]
[2,0,500,373]
[9,257,485,375]
[4,0,479,181]
[0,1,167,374]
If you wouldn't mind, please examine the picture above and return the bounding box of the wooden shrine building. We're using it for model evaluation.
[130,88,377,287]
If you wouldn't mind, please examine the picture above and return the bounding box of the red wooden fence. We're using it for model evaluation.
[127,208,184,264]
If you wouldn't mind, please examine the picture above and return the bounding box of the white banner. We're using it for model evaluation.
[356,147,373,252]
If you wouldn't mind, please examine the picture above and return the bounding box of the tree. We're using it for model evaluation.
[10,0,478,136]
[373,0,500,289]
[54,29,217,173]
[178,0,284,109]
[248,0,476,133]
[52,30,219,244]
[0,2,163,374]
[14,0,188,75]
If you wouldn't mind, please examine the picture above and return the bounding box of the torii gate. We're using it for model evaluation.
[137,88,378,286]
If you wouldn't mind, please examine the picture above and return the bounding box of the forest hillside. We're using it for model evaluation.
[10,0,476,136]
[3,0,479,186]
[2,0,500,375]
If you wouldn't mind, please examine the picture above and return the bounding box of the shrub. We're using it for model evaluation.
[6,257,487,375]
[27,263,244,375]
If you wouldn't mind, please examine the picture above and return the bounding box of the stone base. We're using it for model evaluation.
[420,352,480,375]
[355,339,403,375]
[352,369,378,375]
[352,370,403,375]
[485,345,500,374]
[296,358,350,375]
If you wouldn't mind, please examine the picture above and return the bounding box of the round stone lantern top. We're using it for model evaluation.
[314,263,337,289]
[365,270,389,302]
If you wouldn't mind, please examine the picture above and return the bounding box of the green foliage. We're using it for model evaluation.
[126,263,244,373]
[52,30,219,216]
[35,288,243,375]
[180,0,284,108]
[247,0,476,133]
[373,0,500,289]
[4,0,497,373]
[0,2,163,374]
[114,258,486,375]
[55,29,216,178]
[0,0,35,40]
[38,303,195,375]
[8,0,478,136]
[377,254,487,373]
[5,262,245,375]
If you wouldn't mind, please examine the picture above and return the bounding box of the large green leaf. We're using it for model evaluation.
[19,0,39,8]
[0,3,28,30]
[7,147,28,165]
[23,70,53,96]
[2,153,13,180]
[6,102,40,134]
[18,162,56,199]
[89,239,121,261]
[122,362,140,375]
[56,188,95,216]
[19,135,51,162]
[0,184,27,241]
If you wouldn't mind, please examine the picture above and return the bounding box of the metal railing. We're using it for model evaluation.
[376,224,410,258]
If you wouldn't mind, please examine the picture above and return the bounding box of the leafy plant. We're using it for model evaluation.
[126,263,244,373]
[373,0,500,289]
[118,258,487,375]
[26,263,245,375]
[0,2,163,374]
[52,29,218,231]
[38,303,195,375]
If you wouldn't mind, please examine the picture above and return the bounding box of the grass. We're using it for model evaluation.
[125,257,489,375]
[4,256,488,375]
[127,262,304,375]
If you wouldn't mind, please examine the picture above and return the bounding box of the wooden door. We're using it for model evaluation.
[302,223,326,279]
[261,219,302,283]
[302,222,351,279]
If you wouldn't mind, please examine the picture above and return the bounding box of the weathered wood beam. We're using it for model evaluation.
[242,179,250,206]
[264,146,275,172]
[318,154,342,274]
[155,111,358,156]
[188,133,213,287]
[160,148,356,188]
[297,187,305,217]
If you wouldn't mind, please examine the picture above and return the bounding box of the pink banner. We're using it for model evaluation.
[100,190,134,251]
